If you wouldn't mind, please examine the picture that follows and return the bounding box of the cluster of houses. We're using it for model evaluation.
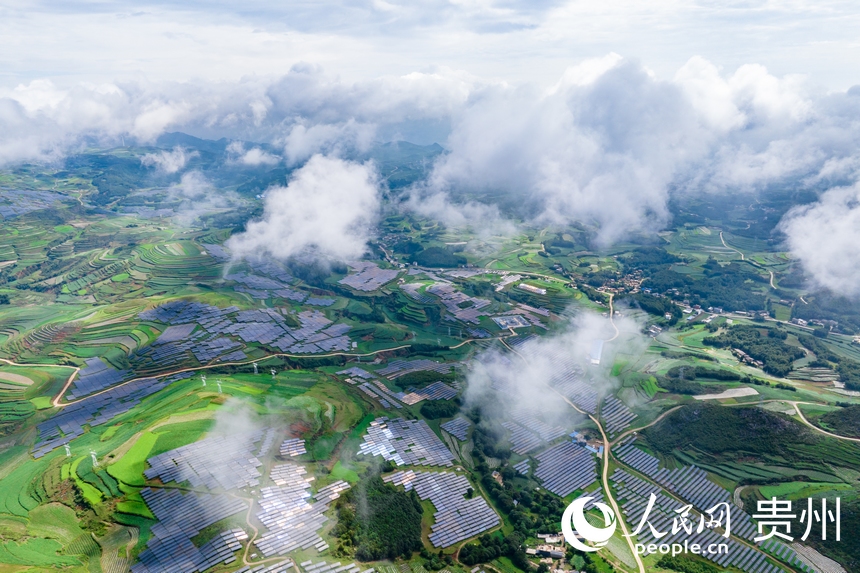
[526,533,584,573]
[732,347,764,368]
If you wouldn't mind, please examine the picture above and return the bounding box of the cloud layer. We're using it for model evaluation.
[226,155,381,261]
[779,184,860,297]
[464,311,646,425]
[5,56,860,289]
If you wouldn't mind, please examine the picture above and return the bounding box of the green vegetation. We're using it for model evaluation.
[646,403,815,458]
[644,403,860,483]
[460,534,530,569]
[393,370,456,389]
[817,405,860,438]
[334,475,424,561]
[2,139,860,573]
[419,400,459,419]
[656,555,722,573]
[411,247,466,268]
[704,324,804,376]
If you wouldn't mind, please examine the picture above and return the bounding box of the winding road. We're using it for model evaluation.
[50,335,500,408]
[720,231,745,260]
[501,337,645,573]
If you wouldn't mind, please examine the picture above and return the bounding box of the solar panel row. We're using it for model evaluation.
[145,431,264,490]
[612,469,779,573]
[533,441,598,497]
[280,438,307,457]
[383,470,500,548]
[34,373,191,457]
[400,381,458,405]
[358,417,455,467]
[613,438,758,542]
[131,488,247,573]
[338,262,399,291]
[254,462,350,557]
[440,418,471,441]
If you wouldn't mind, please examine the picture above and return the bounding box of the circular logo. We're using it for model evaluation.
[561,497,617,553]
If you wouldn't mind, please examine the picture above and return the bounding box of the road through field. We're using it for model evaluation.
[720,231,745,260]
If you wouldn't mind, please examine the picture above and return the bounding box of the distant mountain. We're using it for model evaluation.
[155,132,232,154]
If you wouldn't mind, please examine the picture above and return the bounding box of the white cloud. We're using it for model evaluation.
[226,155,381,261]
[422,58,711,245]
[464,311,648,424]
[281,120,375,165]
[168,170,236,225]
[226,141,281,166]
[141,146,198,174]
[404,189,519,238]
[3,56,860,253]
[779,183,860,297]
[0,66,469,166]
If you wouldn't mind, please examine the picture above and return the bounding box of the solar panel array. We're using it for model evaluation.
[300,560,374,573]
[356,381,402,409]
[131,487,247,573]
[571,487,604,510]
[201,243,231,260]
[401,381,458,405]
[501,414,567,455]
[246,258,295,284]
[515,303,551,324]
[377,359,456,379]
[144,431,264,490]
[614,437,763,544]
[338,262,399,291]
[258,428,277,457]
[370,379,408,405]
[383,470,500,547]
[512,413,567,441]
[533,441,598,497]
[759,540,817,573]
[426,282,493,324]
[235,559,296,573]
[400,282,433,304]
[280,438,307,457]
[502,422,543,454]
[440,418,471,441]
[600,396,638,437]
[358,417,455,466]
[611,469,783,573]
[254,462,350,557]
[136,301,352,367]
[513,459,530,475]
[154,323,197,344]
[337,366,374,379]
[0,188,65,219]
[223,268,319,302]
[67,357,131,400]
[34,372,192,457]
[492,315,531,329]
